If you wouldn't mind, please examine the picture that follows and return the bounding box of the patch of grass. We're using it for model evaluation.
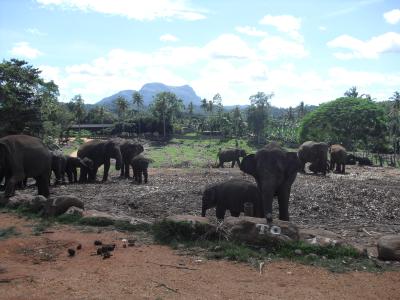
[32,220,53,236]
[152,219,389,273]
[0,226,20,240]
[78,216,114,227]
[55,213,83,224]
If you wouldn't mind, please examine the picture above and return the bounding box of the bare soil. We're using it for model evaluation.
[1,214,400,300]
[1,165,400,299]
[49,164,400,255]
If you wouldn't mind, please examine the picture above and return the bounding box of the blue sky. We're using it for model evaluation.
[1,0,400,107]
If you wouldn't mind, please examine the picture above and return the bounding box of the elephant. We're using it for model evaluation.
[118,140,144,178]
[65,156,94,183]
[50,150,67,185]
[330,144,347,174]
[77,139,122,182]
[357,156,373,166]
[130,155,152,184]
[346,154,357,165]
[0,135,52,198]
[217,148,246,168]
[240,142,301,223]
[201,179,264,219]
[298,141,329,175]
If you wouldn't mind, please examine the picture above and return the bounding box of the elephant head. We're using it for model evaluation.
[239,154,258,179]
[105,141,122,170]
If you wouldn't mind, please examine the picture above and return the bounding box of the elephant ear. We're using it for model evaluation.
[0,140,22,175]
[240,154,257,178]
[285,152,301,176]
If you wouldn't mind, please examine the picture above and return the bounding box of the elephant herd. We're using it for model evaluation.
[202,141,353,222]
[0,135,151,198]
[1,134,366,224]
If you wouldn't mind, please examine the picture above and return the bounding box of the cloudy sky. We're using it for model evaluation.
[1,0,400,107]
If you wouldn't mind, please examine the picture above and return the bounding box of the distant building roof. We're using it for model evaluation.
[70,124,114,129]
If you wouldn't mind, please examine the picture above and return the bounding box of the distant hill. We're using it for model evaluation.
[96,83,202,110]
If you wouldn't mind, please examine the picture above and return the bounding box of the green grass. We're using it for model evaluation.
[147,135,258,168]
[0,226,19,240]
[151,219,390,273]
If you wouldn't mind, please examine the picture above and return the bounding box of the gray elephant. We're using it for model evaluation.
[330,144,347,174]
[298,141,329,175]
[201,179,264,219]
[50,150,67,185]
[217,148,246,168]
[77,139,122,182]
[65,156,94,183]
[0,135,52,198]
[240,143,301,223]
[130,155,152,184]
[118,140,144,178]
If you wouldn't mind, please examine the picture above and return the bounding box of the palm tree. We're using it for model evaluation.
[187,101,194,126]
[114,96,129,133]
[132,91,144,136]
[71,94,85,134]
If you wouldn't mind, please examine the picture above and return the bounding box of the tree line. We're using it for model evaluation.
[1,59,399,155]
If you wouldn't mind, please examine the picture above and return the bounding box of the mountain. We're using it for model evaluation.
[96,82,202,109]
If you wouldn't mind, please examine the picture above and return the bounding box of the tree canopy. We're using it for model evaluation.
[298,97,387,150]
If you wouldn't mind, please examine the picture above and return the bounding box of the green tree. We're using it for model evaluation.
[389,91,400,155]
[70,95,86,133]
[0,58,60,137]
[187,101,194,126]
[247,92,274,143]
[200,98,208,114]
[132,91,144,136]
[151,92,183,137]
[299,97,387,150]
[344,86,359,98]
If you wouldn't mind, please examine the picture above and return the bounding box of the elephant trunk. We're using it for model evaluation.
[114,148,122,171]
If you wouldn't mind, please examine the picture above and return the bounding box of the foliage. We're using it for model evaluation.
[151,92,183,137]
[299,97,388,150]
[85,106,115,124]
[0,59,60,137]
[246,92,274,144]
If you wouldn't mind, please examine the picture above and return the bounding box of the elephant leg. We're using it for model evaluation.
[5,176,18,197]
[260,182,276,223]
[143,168,148,183]
[78,168,86,183]
[124,161,130,178]
[330,161,334,171]
[35,175,50,198]
[138,170,143,184]
[120,162,125,177]
[102,161,110,182]
[72,168,78,183]
[300,162,306,173]
[216,206,226,220]
[277,186,290,221]
[219,159,224,168]
[90,166,98,182]
[231,160,235,168]
[342,164,346,174]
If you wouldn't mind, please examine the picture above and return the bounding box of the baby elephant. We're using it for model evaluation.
[201,179,264,219]
[130,155,151,184]
[65,156,94,183]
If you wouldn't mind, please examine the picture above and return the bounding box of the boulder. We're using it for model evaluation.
[224,216,299,245]
[377,235,400,261]
[5,194,48,213]
[44,196,84,217]
[165,215,299,246]
[82,209,151,225]
[299,228,341,247]
[5,193,34,209]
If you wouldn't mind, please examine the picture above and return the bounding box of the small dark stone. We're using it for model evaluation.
[68,248,75,257]
[94,240,102,246]
[77,244,82,250]
[103,251,111,259]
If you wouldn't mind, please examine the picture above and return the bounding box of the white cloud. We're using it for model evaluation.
[10,42,43,59]
[258,36,308,60]
[235,26,267,37]
[327,32,400,59]
[204,34,255,59]
[259,14,303,41]
[160,34,179,42]
[27,28,47,36]
[319,26,327,31]
[384,9,400,24]
[36,0,206,21]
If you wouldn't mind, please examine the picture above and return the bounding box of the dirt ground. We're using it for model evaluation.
[1,165,400,299]
[47,164,400,255]
[1,214,400,300]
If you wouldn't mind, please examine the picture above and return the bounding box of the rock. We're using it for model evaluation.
[64,206,84,217]
[166,214,210,225]
[5,194,48,213]
[83,210,151,226]
[224,216,300,245]
[28,196,48,213]
[44,196,84,217]
[5,193,34,209]
[377,235,400,261]
[68,248,76,257]
[127,200,138,209]
[299,228,341,247]
[77,244,82,250]
[94,240,103,246]
[294,249,303,256]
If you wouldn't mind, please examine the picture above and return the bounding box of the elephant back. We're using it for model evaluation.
[330,144,347,163]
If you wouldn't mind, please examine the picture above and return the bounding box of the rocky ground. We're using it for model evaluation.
[45,164,400,256]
